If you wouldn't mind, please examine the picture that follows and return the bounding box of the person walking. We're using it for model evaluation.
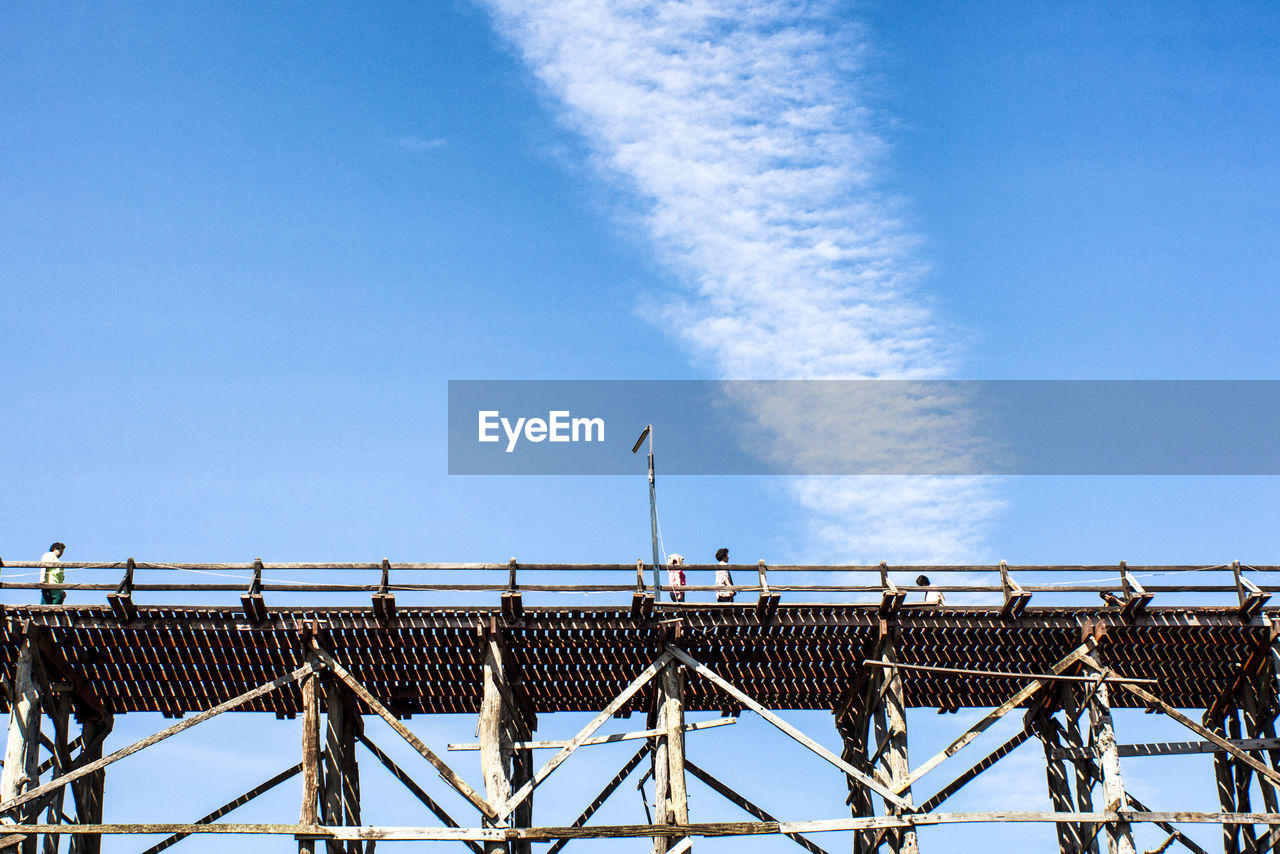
[667,554,686,603]
[40,542,67,605]
[715,547,734,602]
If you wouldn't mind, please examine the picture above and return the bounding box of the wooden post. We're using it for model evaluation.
[480,632,513,854]
[340,691,361,854]
[322,674,348,854]
[2,634,42,854]
[652,673,671,854]
[1033,708,1084,854]
[879,643,917,854]
[1242,671,1280,854]
[69,716,110,854]
[1059,683,1100,854]
[1082,659,1134,854]
[662,663,688,830]
[299,658,322,854]
[41,693,71,854]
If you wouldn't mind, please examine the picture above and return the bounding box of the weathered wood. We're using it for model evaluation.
[480,633,512,854]
[322,673,345,854]
[545,744,650,854]
[354,731,483,854]
[663,664,688,827]
[496,649,675,823]
[860,659,1155,685]
[309,643,497,820]
[41,693,72,854]
[1,635,42,810]
[666,645,909,810]
[8,812,1280,841]
[685,759,832,854]
[300,661,321,854]
[653,686,670,854]
[1056,738,1280,760]
[895,640,1098,794]
[138,761,305,854]
[1060,683,1101,854]
[448,719,736,752]
[878,642,917,854]
[1083,654,1135,854]
[68,717,108,854]
[919,728,1033,815]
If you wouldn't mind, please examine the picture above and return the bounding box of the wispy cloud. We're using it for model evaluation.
[482,0,1001,562]
[397,135,447,152]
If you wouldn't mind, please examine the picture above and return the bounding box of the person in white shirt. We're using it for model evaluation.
[41,542,67,605]
[917,574,945,606]
[715,547,734,602]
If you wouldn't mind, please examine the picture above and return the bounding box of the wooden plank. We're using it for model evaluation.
[665,646,909,811]
[479,633,511,854]
[1,635,41,812]
[1057,738,1280,760]
[894,640,1097,794]
[0,662,314,818]
[495,650,675,823]
[1082,656,1135,854]
[309,643,497,821]
[9,812,1280,841]
[663,664,689,827]
[300,667,321,833]
[860,659,1156,685]
[1082,652,1280,789]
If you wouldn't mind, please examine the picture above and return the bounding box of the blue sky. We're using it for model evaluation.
[3,1,1279,852]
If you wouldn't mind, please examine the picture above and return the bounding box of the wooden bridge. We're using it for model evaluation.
[1,560,1278,854]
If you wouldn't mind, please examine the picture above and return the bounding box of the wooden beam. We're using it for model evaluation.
[32,633,109,723]
[8,812,1280,841]
[894,640,1097,794]
[0,662,315,819]
[663,664,688,827]
[355,731,484,854]
[309,643,497,820]
[860,659,1155,685]
[1082,655,1135,854]
[480,632,512,854]
[69,716,109,854]
[495,649,675,822]
[449,719,736,752]
[545,744,650,854]
[1056,738,1280,760]
[665,645,909,811]
[300,659,322,854]
[919,729,1033,814]
[685,759,832,854]
[1,634,42,822]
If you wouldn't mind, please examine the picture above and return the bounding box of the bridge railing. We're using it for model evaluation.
[0,559,1275,613]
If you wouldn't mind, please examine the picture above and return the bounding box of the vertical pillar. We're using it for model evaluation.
[2,634,42,854]
[299,658,322,854]
[506,711,533,854]
[1033,706,1083,854]
[1058,683,1100,854]
[41,694,71,854]
[69,716,110,854]
[1228,710,1258,854]
[650,661,689,854]
[340,691,362,854]
[323,675,352,854]
[480,632,512,854]
[1242,671,1280,854]
[879,643,918,854]
[1082,660,1134,854]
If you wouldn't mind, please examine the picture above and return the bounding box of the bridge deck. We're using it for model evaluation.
[2,605,1268,718]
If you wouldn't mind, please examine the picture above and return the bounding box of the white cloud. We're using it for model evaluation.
[481,0,1002,561]
[397,135,447,151]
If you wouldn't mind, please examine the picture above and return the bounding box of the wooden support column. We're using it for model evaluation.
[1214,716,1242,854]
[1242,670,1280,854]
[322,673,360,854]
[1060,683,1100,854]
[41,694,71,854]
[1033,708,1084,854]
[299,656,322,854]
[878,642,917,854]
[662,663,688,838]
[1082,658,1134,854]
[835,633,883,854]
[480,630,513,854]
[68,716,110,854]
[650,660,687,853]
[3,633,43,854]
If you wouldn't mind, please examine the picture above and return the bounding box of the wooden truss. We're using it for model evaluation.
[2,601,1280,854]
